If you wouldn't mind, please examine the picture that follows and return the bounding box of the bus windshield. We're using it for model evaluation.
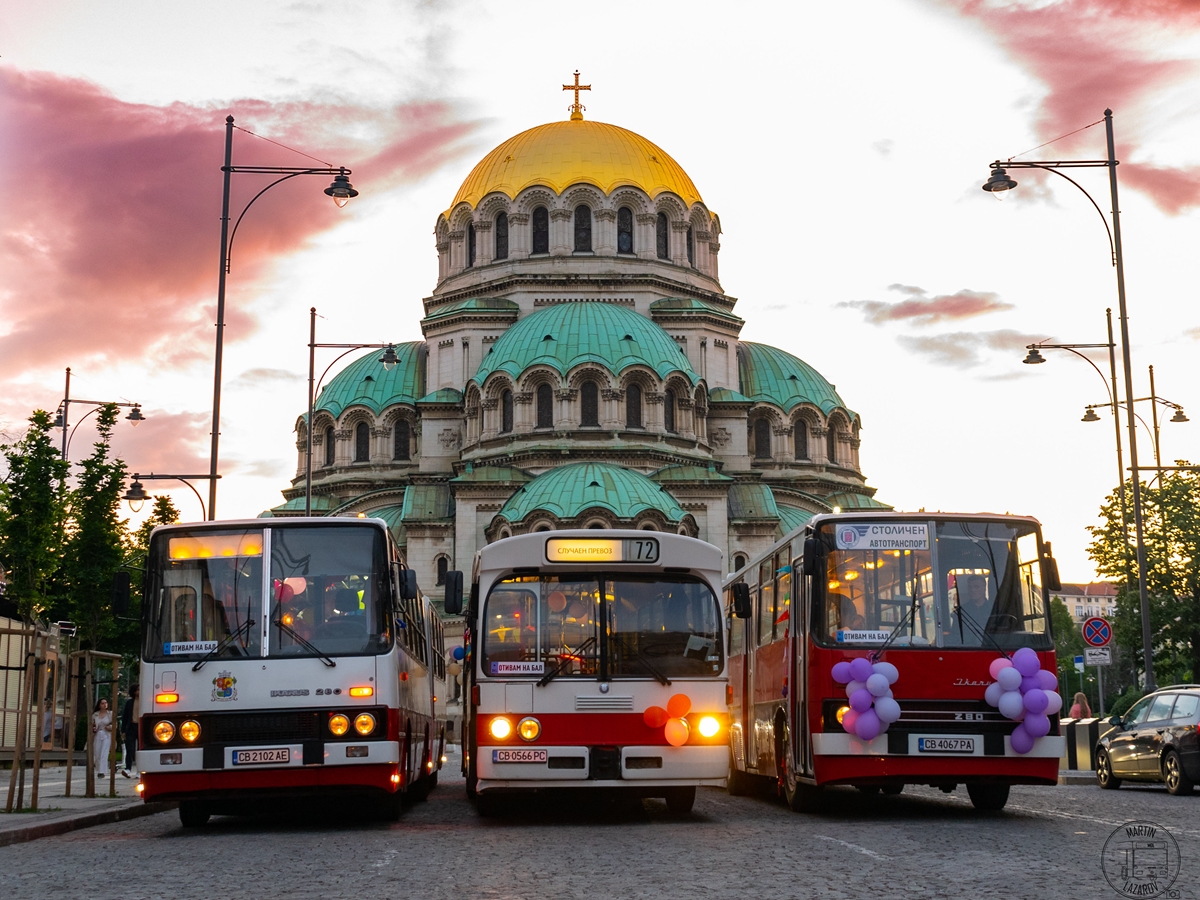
[483,574,722,679]
[813,519,1051,651]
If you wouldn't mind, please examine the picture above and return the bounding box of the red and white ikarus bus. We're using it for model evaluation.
[446,530,729,815]
[724,511,1066,812]
[135,518,446,826]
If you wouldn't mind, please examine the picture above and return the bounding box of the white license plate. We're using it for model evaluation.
[232,747,290,765]
[493,749,547,763]
[917,737,976,754]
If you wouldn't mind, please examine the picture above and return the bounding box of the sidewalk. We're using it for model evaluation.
[1058,769,1097,785]
[0,766,173,848]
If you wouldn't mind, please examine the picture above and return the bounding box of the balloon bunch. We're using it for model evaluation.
[644,693,693,747]
[983,647,1062,754]
[831,657,901,741]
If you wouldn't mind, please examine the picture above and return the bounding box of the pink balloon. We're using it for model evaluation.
[850,688,874,713]
[1012,647,1040,677]
[854,709,881,741]
[842,708,860,735]
[848,657,874,683]
[988,657,1012,680]
[1010,724,1035,754]
[832,661,853,683]
[1024,713,1051,738]
[1036,669,1058,691]
[1023,688,1049,715]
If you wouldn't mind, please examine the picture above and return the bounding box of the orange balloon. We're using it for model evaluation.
[547,591,567,613]
[643,706,669,728]
[667,693,691,718]
[664,717,690,747]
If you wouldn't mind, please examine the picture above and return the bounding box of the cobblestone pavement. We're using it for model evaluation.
[2,757,1197,900]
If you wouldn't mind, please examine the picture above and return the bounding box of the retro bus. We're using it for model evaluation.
[133,518,447,826]
[446,530,730,815]
[724,511,1065,812]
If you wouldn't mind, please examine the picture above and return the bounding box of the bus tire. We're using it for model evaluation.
[966,782,1010,811]
[375,791,403,822]
[476,792,504,817]
[178,800,210,828]
[727,764,755,797]
[664,786,696,816]
[778,724,823,813]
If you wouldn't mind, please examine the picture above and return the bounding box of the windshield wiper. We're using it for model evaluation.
[615,636,671,686]
[272,617,336,667]
[538,637,597,687]
[192,619,255,672]
[952,601,1008,656]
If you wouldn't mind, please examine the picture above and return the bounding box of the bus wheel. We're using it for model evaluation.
[881,784,904,796]
[856,785,881,794]
[374,791,403,822]
[476,792,505,817]
[778,726,823,813]
[966,783,1010,811]
[178,800,210,828]
[665,786,696,816]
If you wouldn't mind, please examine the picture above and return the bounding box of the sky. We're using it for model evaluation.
[1,0,1198,582]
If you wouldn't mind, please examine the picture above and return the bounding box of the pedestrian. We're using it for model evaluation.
[91,698,113,773]
[1069,692,1091,718]
[121,684,140,777]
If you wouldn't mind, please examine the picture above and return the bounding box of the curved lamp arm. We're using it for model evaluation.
[1017,164,1116,266]
[65,406,103,459]
[226,170,324,273]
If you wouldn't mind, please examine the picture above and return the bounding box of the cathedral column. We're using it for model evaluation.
[646,391,665,434]
[695,229,712,277]
[513,391,534,433]
[594,208,617,256]
[333,428,352,467]
[635,213,656,260]
[670,221,689,266]
[602,388,623,430]
[509,213,530,259]
[677,397,696,441]
[436,240,450,280]
[709,239,720,281]
[295,437,308,478]
[448,230,465,274]
[479,398,498,442]
[371,426,390,464]
[555,388,578,429]
[475,220,493,266]
[550,209,572,256]
[812,426,830,465]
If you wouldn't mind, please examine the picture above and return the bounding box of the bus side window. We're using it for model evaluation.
[757,562,774,646]
[774,551,790,642]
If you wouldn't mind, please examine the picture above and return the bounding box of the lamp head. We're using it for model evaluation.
[378,344,399,371]
[1022,346,1047,365]
[1170,407,1189,423]
[126,404,145,427]
[983,166,1018,195]
[53,407,65,429]
[123,477,150,513]
[324,169,358,209]
[1082,407,1101,423]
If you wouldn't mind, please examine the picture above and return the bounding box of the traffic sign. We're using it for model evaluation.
[1085,647,1112,666]
[1082,617,1112,648]
[1074,654,1085,673]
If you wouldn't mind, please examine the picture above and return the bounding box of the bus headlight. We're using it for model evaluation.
[329,714,350,736]
[354,714,376,736]
[179,720,201,743]
[836,705,850,725]
[153,720,175,743]
[517,717,541,741]
[489,717,512,740]
[697,716,721,738]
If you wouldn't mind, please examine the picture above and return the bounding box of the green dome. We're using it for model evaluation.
[314,342,425,418]
[495,462,686,524]
[737,342,852,417]
[473,303,697,386]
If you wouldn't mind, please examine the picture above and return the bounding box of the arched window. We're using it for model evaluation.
[500,390,513,434]
[664,389,676,433]
[580,380,599,427]
[536,383,554,429]
[436,556,448,586]
[355,421,370,462]
[323,426,335,467]
[793,422,808,460]
[532,206,549,254]
[826,426,838,464]
[686,225,694,266]
[574,205,592,252]
[393,419,411,460]
[656,212,669,259]
[617,206,634,254]
[754,418,771,459]
[733,554,747,572]
[494,212,508,260]
[466,222,476,267]
[626,384,643,429]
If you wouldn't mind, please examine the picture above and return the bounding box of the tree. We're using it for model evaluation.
[112,494,180,660]
[1050,596,1085,694]
[0,410,70,619]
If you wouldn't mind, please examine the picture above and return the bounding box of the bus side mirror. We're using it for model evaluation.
[802,539,821,577]
[111,572,131,618]
[731,582,751,619]
[443,571,464,616]
[398,568,418,601]
[1044,556,1062,593]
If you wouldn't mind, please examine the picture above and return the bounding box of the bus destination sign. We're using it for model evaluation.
[835,523,928,551]
[545,537,660,564]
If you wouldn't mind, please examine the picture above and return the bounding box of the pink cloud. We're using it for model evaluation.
[840,285,1013,325]
[898,329,1048,367]
[0,68,478,380]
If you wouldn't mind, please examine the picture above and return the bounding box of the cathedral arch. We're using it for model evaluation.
[531,205,550,254]
[494,211,509,260]
[536,382,554,429]
[753,416,772,459]
[393,418,412,460]
[354,421,371,463]
[580,380,600,427]
[573,204,592,253]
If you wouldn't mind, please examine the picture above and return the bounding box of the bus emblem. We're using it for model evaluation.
[212,671,238,702]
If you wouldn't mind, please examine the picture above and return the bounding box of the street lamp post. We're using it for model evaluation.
[304,306,399,516]
[208,116,359,521]
[1083,367,1188,471]
[986,108,1157,689]
[123,474,219,520]
[54,367,145,459]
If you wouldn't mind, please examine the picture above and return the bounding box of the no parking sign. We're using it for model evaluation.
[1082,617,1112,648]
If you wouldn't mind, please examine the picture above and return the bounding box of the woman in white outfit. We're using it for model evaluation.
[91,698,113,773]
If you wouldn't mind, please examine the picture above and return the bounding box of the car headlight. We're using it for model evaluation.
[517,717,541,741]
[329,714,350,736]
[697,715,721,738]
[153,720,175,743]
[489,717,512,740]
[354,713,376,736]
[179,720,201,743]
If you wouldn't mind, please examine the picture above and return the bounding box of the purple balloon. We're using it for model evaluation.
[866,673,891,697]
[850,688,874,712]
[997,666,1023,692]
[872,661,900,685]
[842,708,860,735]
[984,681,1004,708]
[998,690,1025,720]
[848,657,874,683]
[1023,688,1049,715]
[854,709,881,741]
[1021,675,1041,694]
[1024,712,1051,738]
[1012,647,1041,677]
[1010,724,1035,754]
[832,661,853,683]
[1036,669,1058,691]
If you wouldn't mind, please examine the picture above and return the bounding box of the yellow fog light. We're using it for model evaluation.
[354,713,376,736]
[153,720,175,743]
[489,717,512,740]
[698,715,721,738]
[836,705,850,725]
[329,714,350,736]
[517,717,541,741]
[179,720,201,743]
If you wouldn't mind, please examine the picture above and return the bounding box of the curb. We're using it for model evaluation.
[1058,770,1097,786]
[0,800,176,848]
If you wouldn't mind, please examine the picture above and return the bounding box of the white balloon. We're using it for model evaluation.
[998,690,1025,720]
[866,673,891,697]
[984,681,1004,708]
[845,680,865,699]
[997,666,1023,692]
[1043,690,1063,715]
[872,661,900,685]
[874,696,902,723]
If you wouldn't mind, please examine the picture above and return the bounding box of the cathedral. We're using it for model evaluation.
[268,80,887,603]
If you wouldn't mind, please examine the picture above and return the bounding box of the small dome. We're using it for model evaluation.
[447,119,702,216]
[737,342,852,417]
[473,302,697,385]
[495,462,686,523]
[314,342,425,418]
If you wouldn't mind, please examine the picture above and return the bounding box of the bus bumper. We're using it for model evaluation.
[477,744,727,790]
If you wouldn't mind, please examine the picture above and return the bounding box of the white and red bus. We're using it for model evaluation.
[446,530,729,815]
[724,511,1066,811]
[134,518,446,826]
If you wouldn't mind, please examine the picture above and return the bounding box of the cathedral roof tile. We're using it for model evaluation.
[494,462,686,523]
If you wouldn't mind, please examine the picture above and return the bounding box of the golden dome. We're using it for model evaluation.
[445,119,703,217]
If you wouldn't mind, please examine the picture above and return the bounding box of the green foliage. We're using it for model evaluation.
[1109,684,1145,718]
[0,410,70,619]
[112,495,180,658]
[1050,597,1085,688]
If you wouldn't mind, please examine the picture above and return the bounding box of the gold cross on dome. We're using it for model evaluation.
[562,70,591,120]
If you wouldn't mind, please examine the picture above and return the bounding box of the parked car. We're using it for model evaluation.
[1095,685,1200,795]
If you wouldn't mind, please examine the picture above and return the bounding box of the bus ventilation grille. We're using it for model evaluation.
[575,695,634,711]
